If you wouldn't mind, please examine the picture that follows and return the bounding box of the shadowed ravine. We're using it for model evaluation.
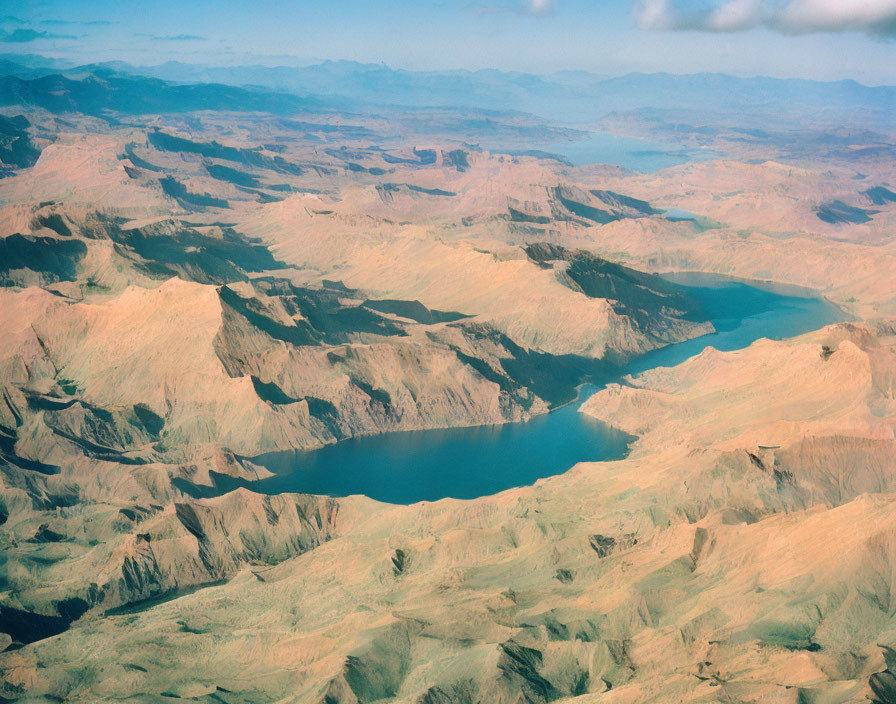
[183,273,848,504]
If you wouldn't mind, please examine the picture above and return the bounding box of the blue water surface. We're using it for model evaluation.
[498,132,720,172]
[196,274,846,504]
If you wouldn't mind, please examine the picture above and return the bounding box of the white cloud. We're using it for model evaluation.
[635,0,672,29]
[777,0,896,34]
[527,0,555,16]
[634,0,896,36]
[467,0,555,17]
[706,0,764,31]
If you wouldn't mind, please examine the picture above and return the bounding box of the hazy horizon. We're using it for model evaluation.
[7,50,896,90]
[3,0,896,85]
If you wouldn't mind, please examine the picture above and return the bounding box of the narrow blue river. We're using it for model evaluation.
[193,274,847,504]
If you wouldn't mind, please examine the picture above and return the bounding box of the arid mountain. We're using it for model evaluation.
[1,61,896,703]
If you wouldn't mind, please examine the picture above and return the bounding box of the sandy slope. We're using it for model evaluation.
[4,322,896,703]
[2,104,896,703]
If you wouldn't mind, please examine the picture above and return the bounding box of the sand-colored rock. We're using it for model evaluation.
[5,321,896,703]
[2,84,896,704]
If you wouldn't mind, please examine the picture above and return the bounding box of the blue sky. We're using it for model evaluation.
[3,0,895,84]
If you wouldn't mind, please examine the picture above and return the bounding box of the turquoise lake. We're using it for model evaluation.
[193,274,847,505]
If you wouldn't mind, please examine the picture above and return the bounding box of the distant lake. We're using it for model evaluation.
[186,274,846,505]
[498,132,719,172]
[663,207,700,221]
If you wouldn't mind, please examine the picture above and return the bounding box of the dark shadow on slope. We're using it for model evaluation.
[0,234,87,285]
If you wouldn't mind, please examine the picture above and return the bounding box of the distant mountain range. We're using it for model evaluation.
[0,70,325,117]
[1,53,894,130]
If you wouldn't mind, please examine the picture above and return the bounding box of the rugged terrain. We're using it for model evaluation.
[1,61,896,703]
